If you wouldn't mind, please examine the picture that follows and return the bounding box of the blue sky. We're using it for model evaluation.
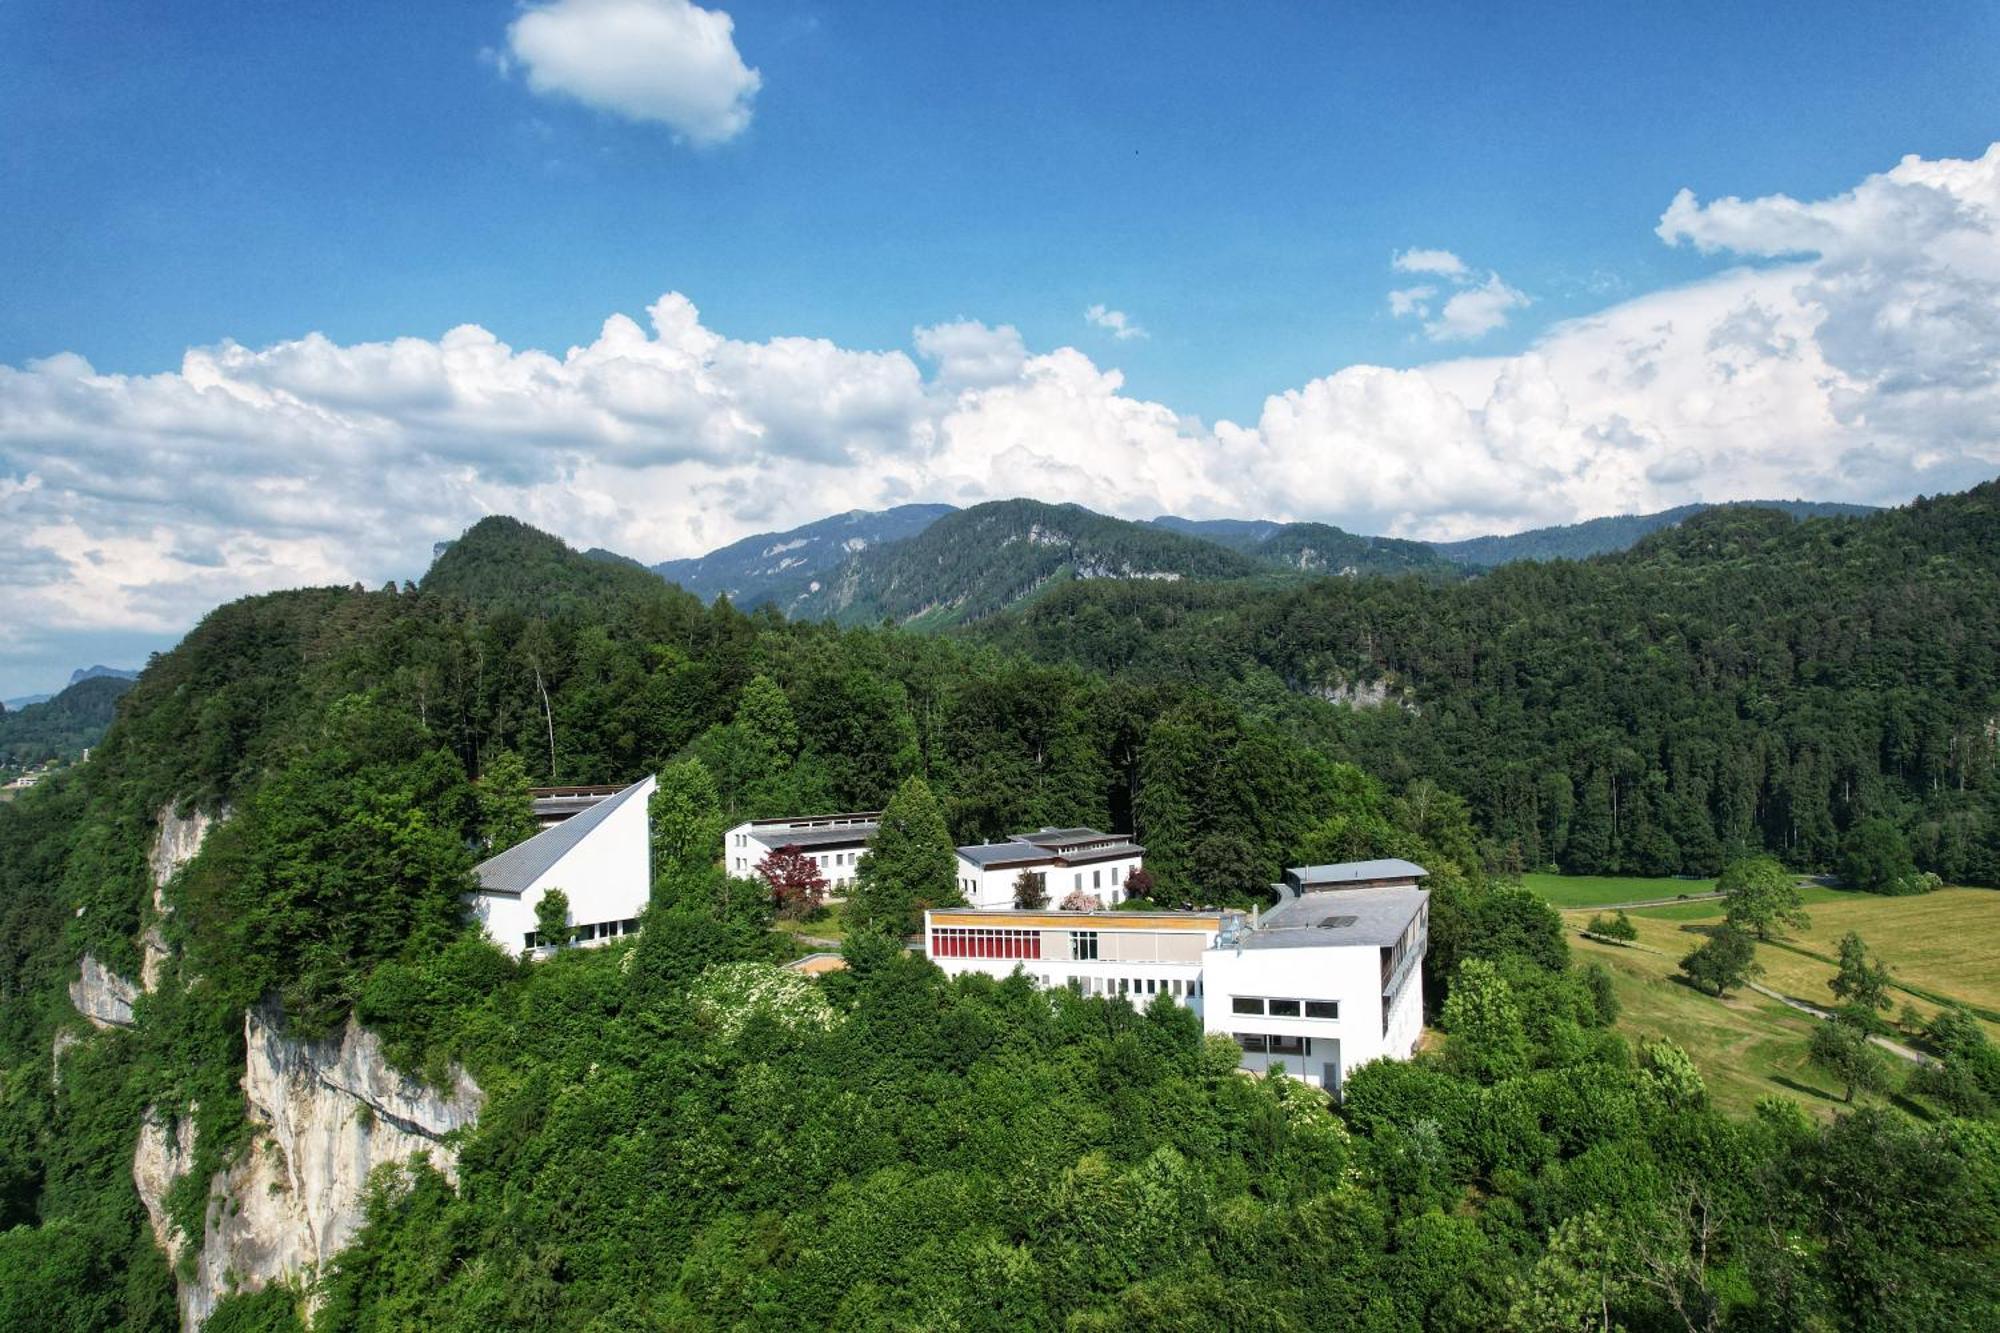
[8,2,1995,420]
[2,1,1999,697]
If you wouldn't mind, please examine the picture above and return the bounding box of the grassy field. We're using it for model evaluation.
[1573,930,1901,1117]
[1520,871,1716,909]
[773,901,849,946]
[1564,883,2000,1114]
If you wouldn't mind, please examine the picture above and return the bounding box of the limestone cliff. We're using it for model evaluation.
[141,1007,483,1328]
[69,953,138,1029]
[142,803,219,993]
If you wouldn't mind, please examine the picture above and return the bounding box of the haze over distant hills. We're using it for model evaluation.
[2,664,139,713]
[618,496,1882,625]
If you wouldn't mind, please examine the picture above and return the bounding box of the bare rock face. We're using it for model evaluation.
[174,1007,482,1328]
[133,1106,199,1264]
[69,953,139,1029]
[143,804,220,993]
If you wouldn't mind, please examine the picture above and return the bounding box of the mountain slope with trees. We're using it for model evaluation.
[984,484,2000,884]
[0,675,136,774]
[651,502,957,610]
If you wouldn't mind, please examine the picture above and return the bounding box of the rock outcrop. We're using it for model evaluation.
[169,1007,482,1328]
[143,804,219,993]
[133,1106,199,1264]
[69,953,139,1029]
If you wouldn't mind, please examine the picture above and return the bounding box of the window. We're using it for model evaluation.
[1074,873,1083,890]
[1304,1001,1339,1020]
[1093,870,1102,889]
[1145,978,1157,995]
[1268,1034,1305,1057]
[931,928,1043,960]
[1111,866,1121,884]
[1267,999,1301,1017]
[1232,997,1265,1015]
[524,932,538,950]
[1236,1034,1267,1053]
[1071,931,1099,961]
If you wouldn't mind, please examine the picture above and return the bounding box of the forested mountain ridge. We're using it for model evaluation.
[790,498,1269,626]
[1427,498,1879,565]
[982,482,2000,883]
[650,502,957,610]
[0,675,136,774]
[2,510,1996,1328]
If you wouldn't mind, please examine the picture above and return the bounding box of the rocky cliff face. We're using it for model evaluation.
[69,953,139,1029]
[143,804,218,992]
[141,1007,483,1328]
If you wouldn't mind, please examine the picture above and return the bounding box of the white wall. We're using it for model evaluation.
[1200,941,1422,1095]
[953,852,1143,910]
[473,776,655,957]
[724,823,867,895]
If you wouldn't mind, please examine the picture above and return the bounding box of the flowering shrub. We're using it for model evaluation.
[690,961,842,1041]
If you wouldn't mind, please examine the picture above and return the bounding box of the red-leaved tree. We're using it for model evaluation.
[1124,867,1157,901]
[756,844,828,919]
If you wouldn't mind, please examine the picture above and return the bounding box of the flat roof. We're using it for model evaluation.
[759,823,880,850]
[1286,858,1427,885]
[956,842,1056,868]
[1013,826,1117,847]
[929,909,1230,932]
[747,811,881,829]
[1238,885,1427,949]
[475,775,652,897]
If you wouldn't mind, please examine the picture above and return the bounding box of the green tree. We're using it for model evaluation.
[735,674,799,761]
[534,887,571,950]
[1013,868,1049,910]
[1440,957,1529,1084]
[650,758,725,907]
[1839,818,1917,894]
[1828,931,1893,1015]
[1718,854,1809,940]
[1678,925,1760,998]
[1585,909,1637,943]
[476,750,539,855]
[1808,1016,1891,1104]
[848,774,961,936]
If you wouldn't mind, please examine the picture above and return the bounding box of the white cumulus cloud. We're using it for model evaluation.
[4,144,1999,695]
[1085,304,1147,340]
[1392,248,1470,278]
[505,0,760,145]
[1388,249,1530,342]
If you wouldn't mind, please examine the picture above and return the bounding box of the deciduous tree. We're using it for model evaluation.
[1678,925,1760,998]
[756,844,828,919]
[1718,855,1809,940]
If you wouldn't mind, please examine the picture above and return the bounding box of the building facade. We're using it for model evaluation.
[922,861,1428,1095]
[469,774,655,957]
[953,827,1146,909]
[723,812,881,896]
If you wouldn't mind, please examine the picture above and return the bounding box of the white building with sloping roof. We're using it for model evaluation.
[954,827,1145,909]
[469,774,655,957]
[723,811,880,896]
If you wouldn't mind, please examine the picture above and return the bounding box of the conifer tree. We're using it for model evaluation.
[849,774,961,935]
[477,750,539,855]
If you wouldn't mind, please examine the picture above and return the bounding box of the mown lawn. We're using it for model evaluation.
[1573,930,1902,1118]
[1520,872,1716,909]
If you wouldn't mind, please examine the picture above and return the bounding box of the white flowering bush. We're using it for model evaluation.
[690,961,842,1042]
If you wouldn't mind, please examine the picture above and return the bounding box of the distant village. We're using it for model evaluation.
[466,775,1430,1096]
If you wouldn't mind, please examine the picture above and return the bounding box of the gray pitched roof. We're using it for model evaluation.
[473,776,651,897]
[1239,884,1428,949]
[760,822,880,851]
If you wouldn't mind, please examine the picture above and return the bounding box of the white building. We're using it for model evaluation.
[954,827,1145,909]
[923,860,1428,1095]
[723,811,880,896]
[469,774,655,957]
[528,783,629,829]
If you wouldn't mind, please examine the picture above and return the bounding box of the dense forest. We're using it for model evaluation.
[983,485,2000,886]
[0,675,136,774]
[0,508,1995,1330]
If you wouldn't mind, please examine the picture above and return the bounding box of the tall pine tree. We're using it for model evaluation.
[849,774,961,935]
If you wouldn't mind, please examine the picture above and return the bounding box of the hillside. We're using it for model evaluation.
[982,483,2000,884]
[651,503,956,609]
[1252,521,1467,579]
[1429,498,1878,565]
[0,675,135,773]
[2,511,1995,1328]
[793,498,1267,626]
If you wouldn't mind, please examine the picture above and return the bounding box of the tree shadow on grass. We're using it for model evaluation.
[1770,1074,1846,1106]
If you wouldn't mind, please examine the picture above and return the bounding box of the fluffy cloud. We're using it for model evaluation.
[1392,248,1470,278]
[3,145,1999,693]
[504,0,760,145]
[1388,250,1530,341]
[1084,305,1147,340]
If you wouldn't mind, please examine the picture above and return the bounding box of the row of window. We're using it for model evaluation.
[1231,996,1340,1020]
[1066,974,1203,1000]
[931,927,1043,959]
[523,917,641,950]
[1234,1033,1314,1056]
